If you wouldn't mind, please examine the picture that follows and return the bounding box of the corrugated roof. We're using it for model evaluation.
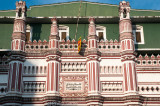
[1,1,160,17]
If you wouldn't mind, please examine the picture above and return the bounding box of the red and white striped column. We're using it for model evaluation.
[7,61,23,94]
[119,1,138,95]
[88,17,98,51]
[12,19,26,52]
[46,17,60,96]
[123,61,138,94]
[121,38,138,94]
[7,1,26,95]
[87,17,101,96]
[87,60,100,95]
[11,39,25,51]
[49,17,59,50]
[46,60,60,96]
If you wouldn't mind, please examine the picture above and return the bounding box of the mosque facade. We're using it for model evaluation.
[0,1,160,105]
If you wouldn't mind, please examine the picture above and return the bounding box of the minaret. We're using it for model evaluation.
[86,17,102,105]
[49,18,59,50]
[11,1,26,51]
[7,1,26,101]
[45,17,61,105]
[119,1,140,105]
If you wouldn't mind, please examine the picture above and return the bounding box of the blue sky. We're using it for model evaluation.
[0,0,160,10]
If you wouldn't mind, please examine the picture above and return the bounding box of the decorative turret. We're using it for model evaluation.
[12,1,26,51]
[88,17,98,51]
[49,17,60,50]
[16,1,27,19]
[119,1,130,20]
[119,1,140,105]
[119,1,134,51]
[86,17,102,105]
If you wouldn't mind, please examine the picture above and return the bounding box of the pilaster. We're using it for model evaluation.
[119,1,140,105]
[46,55,61,96]
[45,17,61,105]
[86,17,102,106]
[7,0,26,97]
[7,51,25,96]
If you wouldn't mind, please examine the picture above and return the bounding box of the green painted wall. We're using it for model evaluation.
[135,23,160,49]
[31,24,50,41]
[0,23,160,49]
[97,24,119,40]
[63,24,88,41]
[0,24,13,49]
[30,23,119,41]
[31,24,88,41]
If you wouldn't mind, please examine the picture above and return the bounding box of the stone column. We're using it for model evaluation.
[7,53,25,95]
[5,1,27,105]
[86,17,103,106]
[45,17,61,105]
[119,1,140,105]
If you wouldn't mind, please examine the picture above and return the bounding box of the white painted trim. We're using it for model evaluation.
[136,48,160,50]
[59,25,69,41]
[2,16,160,19]
[132,25,145,44]
[0,16,15,18]
[0,49,11,51]
[96,25,106,41]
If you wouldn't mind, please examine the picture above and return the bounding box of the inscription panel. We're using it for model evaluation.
[64,81,84,93]
[59,76,88,97]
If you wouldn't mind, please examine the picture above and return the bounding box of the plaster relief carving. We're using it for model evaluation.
[59,76,88,97]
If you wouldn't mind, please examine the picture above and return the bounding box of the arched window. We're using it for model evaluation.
[18,8,22,17]
[16,40,19,50]
[58,25,69,41]
[96,25,106,41]
[123,8,127,18]
[132,25,144,44]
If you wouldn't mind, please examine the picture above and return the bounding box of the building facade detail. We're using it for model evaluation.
[1,0,160,106]
[7,1,26,102]
[119,1,138,93]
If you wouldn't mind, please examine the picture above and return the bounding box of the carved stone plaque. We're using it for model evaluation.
[64,81,84,93]
[59,76,88,97]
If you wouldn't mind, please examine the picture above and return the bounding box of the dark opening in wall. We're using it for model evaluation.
[62,32,66,41]
[123,8,127,18]
[136,32,141,43]
[18,8,22,17]
[98,32,104,41]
